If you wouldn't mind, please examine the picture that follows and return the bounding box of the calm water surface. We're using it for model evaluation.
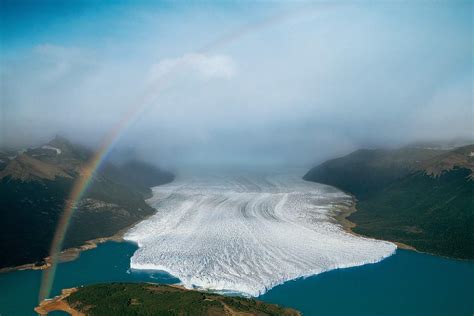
[0,241,472,316]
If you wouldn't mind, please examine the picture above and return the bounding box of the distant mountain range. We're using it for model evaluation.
[0,136,174,269]
[304,144,474,259]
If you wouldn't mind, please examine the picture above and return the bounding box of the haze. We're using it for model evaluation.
[1,0,472,169]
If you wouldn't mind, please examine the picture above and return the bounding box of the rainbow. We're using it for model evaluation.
[38,100,151,301]
[38,3,338,302]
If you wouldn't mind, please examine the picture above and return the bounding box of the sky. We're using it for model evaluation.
[1,0,472,169]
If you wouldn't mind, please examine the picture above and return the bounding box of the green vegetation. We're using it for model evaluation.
[303,147,445,199]
[351,168,473,259]
[304,144,474,259]
[0,177,73,267]
[0,137,174,268]
[66,283,300,316]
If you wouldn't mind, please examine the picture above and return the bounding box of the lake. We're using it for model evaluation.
[0,241,472,316]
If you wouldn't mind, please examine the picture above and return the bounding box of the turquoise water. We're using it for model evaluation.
[0,242,179,316]
[0,241,472,316]
[260,250,474,315]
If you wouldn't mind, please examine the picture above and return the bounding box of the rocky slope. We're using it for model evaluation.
[0,136,174,269]
[304,144,474,259]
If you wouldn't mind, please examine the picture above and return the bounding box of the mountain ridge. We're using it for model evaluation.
[0,137,174,269]
[304,143,474,259]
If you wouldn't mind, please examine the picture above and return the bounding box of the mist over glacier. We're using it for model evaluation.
[1,1,472,169]
[124,172,396,296]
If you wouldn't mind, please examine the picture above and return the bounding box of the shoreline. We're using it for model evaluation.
[334,201,474,261]
[34,287,84,316]
[34,283,301,316]
[34,284,188,315]
[333,198,417,251]
[0,215,148,274]
[2,182,464,276]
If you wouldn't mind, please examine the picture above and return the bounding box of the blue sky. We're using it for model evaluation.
[1,0,472,168]
[1,0,269,57]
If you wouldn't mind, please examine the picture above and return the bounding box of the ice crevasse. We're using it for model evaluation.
[124,173,396,296]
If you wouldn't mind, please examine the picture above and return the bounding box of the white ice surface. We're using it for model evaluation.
[124,172,396,296]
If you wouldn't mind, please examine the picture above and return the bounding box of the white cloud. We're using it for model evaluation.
[149,53,237,81]
[31,44,95,82]
[34,43,81,58]
[2,3,472,168]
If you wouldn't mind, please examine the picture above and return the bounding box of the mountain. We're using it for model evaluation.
[303,147,446,199]
[0,136,174,269]
[304,144,474,259]
[103,160,174,198]
[36,283,300,316]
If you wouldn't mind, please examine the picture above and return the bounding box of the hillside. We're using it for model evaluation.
[304,144,474,259]
[35,283,300,316]
[0,137,174,269]
[303,147,446,199]
[103,160,174,198]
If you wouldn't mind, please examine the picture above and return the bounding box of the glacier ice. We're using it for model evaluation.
[124,172,396,296]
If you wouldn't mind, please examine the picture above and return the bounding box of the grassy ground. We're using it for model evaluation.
[350,168,473,259]
[65,283,300,316]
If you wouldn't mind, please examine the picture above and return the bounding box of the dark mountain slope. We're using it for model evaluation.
[304,144,474,259]
[103,160,174,198]
[303,147,445,199]
[352,167,473,259]
[0,137,174,269]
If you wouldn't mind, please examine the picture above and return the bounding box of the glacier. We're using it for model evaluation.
[124,172,396,296]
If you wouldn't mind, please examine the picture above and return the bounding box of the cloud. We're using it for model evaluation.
[1,2,472,169]
[34,43,83,59]
[149,53,237,81]
[407,78,473,142]
[32,44,95,82]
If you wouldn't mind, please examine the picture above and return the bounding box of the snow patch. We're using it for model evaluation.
[125,173,396,296]
[41,145,62,154]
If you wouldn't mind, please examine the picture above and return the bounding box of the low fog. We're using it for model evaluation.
[1,1,472,170]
